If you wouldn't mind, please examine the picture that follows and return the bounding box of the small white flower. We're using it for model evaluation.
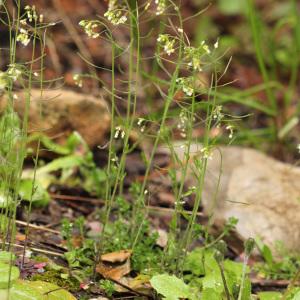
[114,126,125,139]
[16,28,30,46]
[79,20,100,38]
[297,144,300,153]
[145,1,151,11]
[213,105,224,121]
[155,0,166,15]
[200,147,213,160]
[214,39,219,49]
[226,125,234,139]
[157,34,175,56]
[33,72,38,77]
[13,94,18,100]
[137,118,143,126]
[7,65,22,81]
[177,27,183,33]
[25,5,37,22]
[104,9,127,26]
[20,19,27,25]
[73,74,83,87]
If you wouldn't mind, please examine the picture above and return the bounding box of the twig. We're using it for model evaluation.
[16,220,60,234]
[2,242,64,257]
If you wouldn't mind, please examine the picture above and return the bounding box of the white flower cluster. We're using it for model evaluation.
[184,41,211,72]
[25,5,38,22]
[114,126,125,139]
[79,20,100,39]
[200,147,213,160]
[7,64,22,81]
[73,74,83,88]
[20,5,44,27]
[157,34,175,56]
[0,65,22,91]
[137,118,146,133]
[212,105,224,122]
[226,125,234,139]
[155,0,167,15]
[16,28,30,46]
[176,77,194,97]
[104,1,127,26]
[177,110,188,138]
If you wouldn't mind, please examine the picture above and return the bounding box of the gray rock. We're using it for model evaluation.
[1,89,110,148]
[168,142,300,252]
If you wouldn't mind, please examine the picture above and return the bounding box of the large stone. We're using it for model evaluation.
[1,89,110,148]
[169,142,300,252]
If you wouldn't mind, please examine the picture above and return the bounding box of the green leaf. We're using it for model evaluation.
[258,291,282,300]
[27,134,71,156]
[150,274,192,300]
[255,238,274,266]
[183,248,206,276]
[0,191,13,209]
[202,271,223,294]
[19,179,50,207]
[0,280,77,300]
[292,290,300,300]
[0,251,16,264]
[0,263,20,289]
[217,0,246,15]
[36,155,84,175]
[202,288,222,300]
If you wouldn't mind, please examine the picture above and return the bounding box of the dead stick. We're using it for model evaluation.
[16,220,60,234]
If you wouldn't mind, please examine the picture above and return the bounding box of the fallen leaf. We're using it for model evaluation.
[101,249,132,263]
[96,259,131,280]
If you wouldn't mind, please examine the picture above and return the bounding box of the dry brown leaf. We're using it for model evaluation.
[101,249,132,263]
[96,259,131,280]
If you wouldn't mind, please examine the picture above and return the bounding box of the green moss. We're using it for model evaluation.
[32,270,79,292]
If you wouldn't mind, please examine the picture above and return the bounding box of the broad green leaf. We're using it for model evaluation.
[0,192,13,209]
[0,280,77,300]
[27,134,71,156]
[36,155,84,175]
[292,290,300,300]
[202,271,223,294]
[202,288,222,300]
[150,274,192,300]
[183,248,206,276]
[0,263,20,289]
[0,251,16,264]
[24,281,76,300]
[19,179,50,207]
[258,291,282,300]
[255,238,274,266]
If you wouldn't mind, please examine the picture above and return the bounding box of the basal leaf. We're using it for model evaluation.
[150,274,192,300]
